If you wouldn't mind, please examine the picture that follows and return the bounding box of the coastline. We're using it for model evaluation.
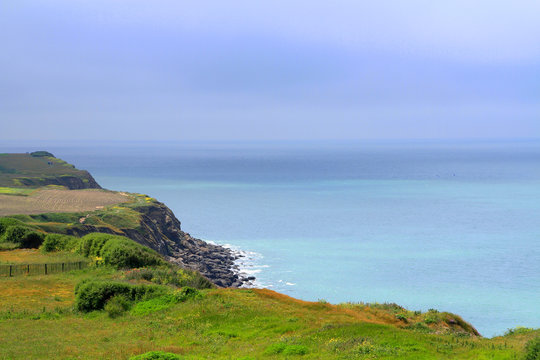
[207,241,264,288]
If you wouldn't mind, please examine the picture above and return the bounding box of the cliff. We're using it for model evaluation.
[0,153,101,189]
[0,152,246,287]
[64,200,243,287]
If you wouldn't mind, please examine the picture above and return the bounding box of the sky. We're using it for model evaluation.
[1,1,539,141]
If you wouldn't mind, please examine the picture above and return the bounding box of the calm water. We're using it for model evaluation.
[3,140,539,336]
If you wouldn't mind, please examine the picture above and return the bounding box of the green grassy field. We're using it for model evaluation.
[0,249,538,359]
[0,153,98,188]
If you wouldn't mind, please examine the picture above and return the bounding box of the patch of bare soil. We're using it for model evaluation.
[0,189,129,216]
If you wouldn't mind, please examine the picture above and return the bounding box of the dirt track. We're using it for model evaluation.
[0,189,129,216]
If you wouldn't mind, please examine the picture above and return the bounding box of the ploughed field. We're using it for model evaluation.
[0,189,129,216]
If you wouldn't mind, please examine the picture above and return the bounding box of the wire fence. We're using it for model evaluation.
[0,261,88,277]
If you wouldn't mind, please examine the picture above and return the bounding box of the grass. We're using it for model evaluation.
[0,248,86,264]
[0,187,35,196]
[0,191,157,235]
[0,248,537,359]
[0,153,97,188]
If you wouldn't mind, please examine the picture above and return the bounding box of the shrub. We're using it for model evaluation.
[524,336,540,360]
[104,295,132,318]
[1,225,44,248]
[40,233,79,252]
[174,287,201,302]
[129,351,181,360]
[100,237,164,269]
[125,268,155,282]
[0,217,25,236]
[395,313,408,322]
[78,233,115,257]
[75,280,165,312]
[76,234,165,269]
[125,267,213,289]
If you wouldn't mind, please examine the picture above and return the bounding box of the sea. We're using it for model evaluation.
[2,139,539,337]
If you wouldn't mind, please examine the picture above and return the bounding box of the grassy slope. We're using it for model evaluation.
[0,250,537,359]
[1,192,152,235]
[0,153,96,188]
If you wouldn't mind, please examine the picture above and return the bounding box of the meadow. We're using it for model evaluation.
[0,246,538,359]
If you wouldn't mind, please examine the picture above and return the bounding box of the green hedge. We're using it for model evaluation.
[1,225,44,248]
[40,233,79,252]
[75,280,166,312]
[0,218,26,236]
[41,232,165,269]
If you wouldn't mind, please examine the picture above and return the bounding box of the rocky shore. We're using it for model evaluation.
[166,233,255,288]
[119,201,254,288]
[66,198,253,287]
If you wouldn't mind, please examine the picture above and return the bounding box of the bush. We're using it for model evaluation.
[104,295,132,318]
[76,234,165,269]
[0,217,25,236]
[129,351,181,360]
[124,267,213,289]
[174,287,201,302]
[40,233,79,252]
[524,336,540,360]
[78,233,114,257]
[75,280,166,312]
[100,237,164,269]
[1,225,44,248]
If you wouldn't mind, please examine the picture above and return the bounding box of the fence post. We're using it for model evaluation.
[27,264,30,274]
[62,263,65,272]
[9,265,12,277]
[44,263,47,275]
[79,261,82,270]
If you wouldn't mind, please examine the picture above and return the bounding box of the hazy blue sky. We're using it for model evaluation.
[1,1,539,141]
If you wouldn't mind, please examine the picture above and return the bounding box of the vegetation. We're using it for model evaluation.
[129,352,182,360]
[0,186,34,196]
[30,151,55,157]
[0,153,98,188]
[0,234,538,359]
[42,233,166,269]
[524,336,540,360]
[75,280,166,312]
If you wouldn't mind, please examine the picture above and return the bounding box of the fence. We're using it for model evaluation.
[0,261,88,277]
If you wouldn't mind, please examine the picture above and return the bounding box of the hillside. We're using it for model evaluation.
[0,152,538,359]
[0,152,100,189]
[1,249,538,359]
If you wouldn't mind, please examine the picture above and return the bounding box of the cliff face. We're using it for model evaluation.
[67,201,243,287]
[129,202,244,287]
[17,172,101,190]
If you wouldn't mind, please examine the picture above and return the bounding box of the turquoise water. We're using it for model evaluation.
[3,140,539,336]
